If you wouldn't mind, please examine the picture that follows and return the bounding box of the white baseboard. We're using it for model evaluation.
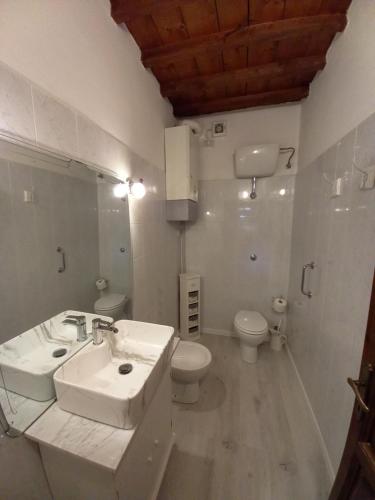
[286,345,335,483]
[202,327,234,337]
[149,432,175,500]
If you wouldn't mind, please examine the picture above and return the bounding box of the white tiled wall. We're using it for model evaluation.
[0,158,99,343]
[185,175,295,334]
[32,87,78,155]
[97,182,132,300]
[287,112,375,473]
[0,61,132,180]
[0,64,35,143]
[0,60,180,331]
[129,161,180,329]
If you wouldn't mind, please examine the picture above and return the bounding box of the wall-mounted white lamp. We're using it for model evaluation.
[127,177,146,199]
[113,182,128,199]
[113,178,146,200]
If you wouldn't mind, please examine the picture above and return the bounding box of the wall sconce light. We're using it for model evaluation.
[113,182,128,199]
[127,177,146,199]
[113,178,146,200]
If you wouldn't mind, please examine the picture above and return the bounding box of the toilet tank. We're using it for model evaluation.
[234,143,279,178]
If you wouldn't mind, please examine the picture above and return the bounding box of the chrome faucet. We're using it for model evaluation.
[62,315,87,342]
[92,318,118,346]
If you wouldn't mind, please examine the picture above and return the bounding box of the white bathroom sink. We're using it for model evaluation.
[0,311,113,402]
[54,320,175,429]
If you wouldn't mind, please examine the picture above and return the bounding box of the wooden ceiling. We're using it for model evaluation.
[110,0,351,117]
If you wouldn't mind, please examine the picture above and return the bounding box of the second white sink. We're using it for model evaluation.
[0,311,112,401]
[54,320,174,429]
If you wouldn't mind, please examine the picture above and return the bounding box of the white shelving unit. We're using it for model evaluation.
[179,273,200,340]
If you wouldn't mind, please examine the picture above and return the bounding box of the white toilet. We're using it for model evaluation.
[234,310,268,363]
[94,293,127,320]
[171,341,212,404]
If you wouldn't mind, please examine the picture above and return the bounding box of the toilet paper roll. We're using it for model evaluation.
[96,278,107,291]
[272,297,287,313]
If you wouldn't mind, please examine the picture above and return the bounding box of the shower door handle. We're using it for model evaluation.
[301,262,315,298]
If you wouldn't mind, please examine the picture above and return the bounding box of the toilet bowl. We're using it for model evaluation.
[94,293,127,320]
[171,341,212,404]
[234,310,268,363]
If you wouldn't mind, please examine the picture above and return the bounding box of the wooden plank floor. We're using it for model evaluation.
[158,335,331,500]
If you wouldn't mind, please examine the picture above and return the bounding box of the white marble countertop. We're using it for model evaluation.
[25,335,180,472]
[25,403,135,472]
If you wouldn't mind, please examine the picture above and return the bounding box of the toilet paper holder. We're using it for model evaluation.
[272,297,287,313]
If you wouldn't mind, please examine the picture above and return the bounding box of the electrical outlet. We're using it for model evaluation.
[360,165,375,190]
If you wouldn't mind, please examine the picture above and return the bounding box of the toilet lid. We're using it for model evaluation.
[234,310,267,334]
[172,341,212,371]
[95,294,126,311]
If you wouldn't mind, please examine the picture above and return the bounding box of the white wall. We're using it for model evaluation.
[186,175,295,336]
[288,0,375,477]
[0,153,100,343]
[195,104,301,180]
[0,0,174,170]
[300,0,375,167]
[97,183,132,300]
[288,114,375,477]
[185,104,300,336]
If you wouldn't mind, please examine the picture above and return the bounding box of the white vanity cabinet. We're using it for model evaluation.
[115,369,173,498]
[28,368,174,500]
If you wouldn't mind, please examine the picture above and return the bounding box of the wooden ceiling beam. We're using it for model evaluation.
[161,55,325,98]
[174,86,309,117]
[142,14,346,67]
[111,0,206,22]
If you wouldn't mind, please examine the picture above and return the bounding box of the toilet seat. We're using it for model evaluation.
[234,310,268,335]
[94,293,126,312]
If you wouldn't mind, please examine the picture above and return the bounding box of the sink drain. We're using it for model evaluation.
[52,348,67,358]
[118,363,133,375]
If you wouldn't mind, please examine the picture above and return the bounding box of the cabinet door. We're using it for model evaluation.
[115,370,173,500]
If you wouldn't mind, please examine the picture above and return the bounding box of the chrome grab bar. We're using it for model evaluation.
[57,246,66,273]
[301,261,315,298]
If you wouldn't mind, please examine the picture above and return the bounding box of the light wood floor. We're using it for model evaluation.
[158,335,332,500]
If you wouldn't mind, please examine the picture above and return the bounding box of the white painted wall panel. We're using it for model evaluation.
[0,0,174,170]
